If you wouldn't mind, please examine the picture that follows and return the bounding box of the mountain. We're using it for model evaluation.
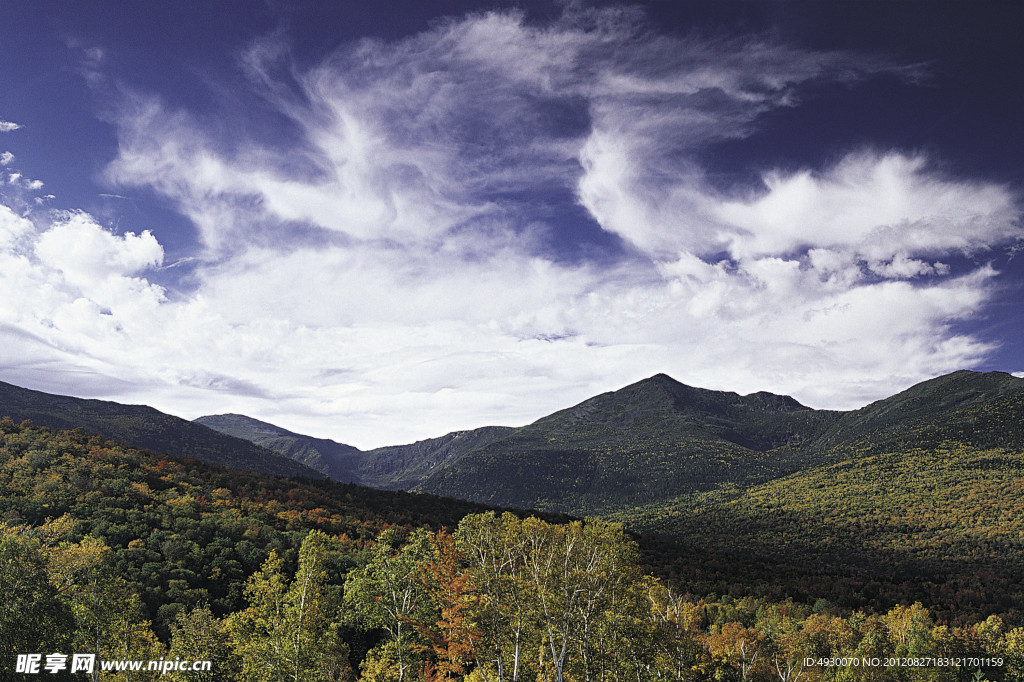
[816,369,1024,452]
[413,370,1024,511]
[194,415,515,489]
[0,380,320,479]
[8,369,1024,623]
[411,373,843,513]
[360,426,516,489]
[194,413,364,482]
[195,370,1024,522]
[197,373,846,513]
[0,417,575,641]
[188,369,1024,621]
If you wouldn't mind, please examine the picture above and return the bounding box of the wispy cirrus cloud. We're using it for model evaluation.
[0,6,1020,446]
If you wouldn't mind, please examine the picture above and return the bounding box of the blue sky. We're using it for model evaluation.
[1,1,1022,447]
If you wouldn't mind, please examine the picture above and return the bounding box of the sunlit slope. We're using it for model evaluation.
[613,384,1024,620]
[635,442,1024,617]
[618,371,1024,544]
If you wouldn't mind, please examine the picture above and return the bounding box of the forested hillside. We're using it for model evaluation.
[0,418,509,639]
[410,371,1024,519]
[189,372,1024,624]
[620,444,1024,624]
[198,372,1024,533]
[194,414,365,482]
[0,381,317,478]
[6,371,1024,680]
[3,418,1024,681]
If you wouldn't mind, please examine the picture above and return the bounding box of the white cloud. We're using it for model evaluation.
[0,152,13,166]
[0,204,33,248]
[712,153,1017,261]
[35,211,164,288]
[579,146,1018,266]
[1,8,1020,448]
[2,170,44,190]
[0,121,20,133]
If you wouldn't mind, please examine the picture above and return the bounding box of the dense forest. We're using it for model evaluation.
[2,418,1024,681]
[616,442,1024,626]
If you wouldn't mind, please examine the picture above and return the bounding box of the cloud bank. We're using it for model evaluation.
[1,8,1020,446]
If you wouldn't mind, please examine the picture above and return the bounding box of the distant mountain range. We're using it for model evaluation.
[4,369,1023,524]
[198,371,843,498]
[195,370,1024,517]
[193,414,514,489]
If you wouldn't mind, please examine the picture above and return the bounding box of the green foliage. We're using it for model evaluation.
[0,418,521,639]
[166,606,239,681]
[229,530,351,681]
[639,445,1024,624]
[345,528,434,681]
[4,368,1024,680]
[0,533,74,677]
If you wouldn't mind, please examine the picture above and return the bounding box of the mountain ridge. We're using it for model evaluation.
[194,413,363,482]
[188,368,1024,518]
[6,369,1024,529]
[189,369,1024,520]
[0,380,321,479]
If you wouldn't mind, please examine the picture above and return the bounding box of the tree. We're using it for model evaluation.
[346,528,433,682]
[228,549,289,682]
[1003,627,1024,682]
[648,586,712,681]
[519,517,640,682]
[43,530,164,681]
[405,528,480,679]
[0,533,73,680]
[230,530,350,682]
[707,621,764,681]
[167,606,239,682]
[591,574,661,682]
[455,512,533,682]
[288,530,351,681]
